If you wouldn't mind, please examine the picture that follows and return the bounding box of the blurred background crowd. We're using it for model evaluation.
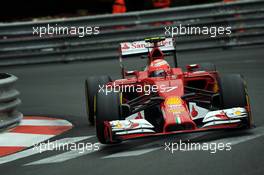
[0,0,236,22]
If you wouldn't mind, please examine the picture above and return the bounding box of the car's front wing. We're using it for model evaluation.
[104,107,249,142]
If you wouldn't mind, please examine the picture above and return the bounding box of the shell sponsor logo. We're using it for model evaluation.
[165,97,185,114]
[112,120,140,129]
[115,121,123,129]
[234,110,242,116]
[165,97,182,106]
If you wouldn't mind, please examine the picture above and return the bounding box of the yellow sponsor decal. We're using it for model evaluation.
[234,110,242,116]
[165,97,182,106]
[169,107,185,114]
[115,121,123,129]
[165,97,184,114]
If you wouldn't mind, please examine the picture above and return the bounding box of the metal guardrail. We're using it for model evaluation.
[0,73,22,129]
[0,0,263,66]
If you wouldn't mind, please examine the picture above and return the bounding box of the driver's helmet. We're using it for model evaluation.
[148,59,170,77]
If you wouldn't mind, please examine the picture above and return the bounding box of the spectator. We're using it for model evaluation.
[153,0,171,9]
[112,0,127,14]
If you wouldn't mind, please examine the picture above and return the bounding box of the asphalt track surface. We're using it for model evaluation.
[1,45,264,175]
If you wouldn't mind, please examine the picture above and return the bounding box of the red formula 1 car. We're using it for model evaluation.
[85,37,253,144]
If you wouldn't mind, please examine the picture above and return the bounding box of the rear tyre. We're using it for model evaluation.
[85,76,111,125]
[218,74,252,128]
[96,91,123,144]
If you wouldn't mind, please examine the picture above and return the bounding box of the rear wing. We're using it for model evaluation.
[119,37,178,78]
[119,38,176,57]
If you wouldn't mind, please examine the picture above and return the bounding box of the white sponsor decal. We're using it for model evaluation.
[110,119,154,132]
[120,38,175,56]
[203,107,247,123]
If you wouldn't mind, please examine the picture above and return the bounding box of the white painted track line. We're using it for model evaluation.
[25,142,101,165]
[0,133,54,147]
[10,127,264,165]
[102,147,161,159]
[209,126,264,146]
[0,136,92,164]
[20,119,72,126]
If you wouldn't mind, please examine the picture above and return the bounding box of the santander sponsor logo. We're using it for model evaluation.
[131,42,147,49]
[160,40,173,46]
[123,40,172,49]
[121,39,174,54]
[121,43,130,50]
[121,42,148,51]
[130,40,172,49]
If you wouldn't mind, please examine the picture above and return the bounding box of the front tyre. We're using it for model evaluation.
[218,74,252,128]
[85,76,111,125]
[96,90,123,144]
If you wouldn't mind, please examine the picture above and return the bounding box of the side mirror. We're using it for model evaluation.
[125,70,136,76]
[186,64,199,72]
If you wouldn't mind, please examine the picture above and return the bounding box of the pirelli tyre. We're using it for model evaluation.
[85,76,111,125]
[95,90,123,144]
[218,74,252,128]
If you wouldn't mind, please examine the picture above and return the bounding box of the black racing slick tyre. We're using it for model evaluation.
[85,76,111,125]
[144,106,164,133]
[96,91,123,144]
[218,74,252,128]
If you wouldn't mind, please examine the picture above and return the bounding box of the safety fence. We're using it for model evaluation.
[0,0,263,66]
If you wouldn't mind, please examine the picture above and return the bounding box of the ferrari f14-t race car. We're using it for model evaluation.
[85,37,253,144]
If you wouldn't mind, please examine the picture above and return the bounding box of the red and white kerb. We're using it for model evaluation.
[0,116,72,157]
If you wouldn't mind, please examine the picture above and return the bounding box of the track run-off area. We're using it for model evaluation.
[0,45,264,175]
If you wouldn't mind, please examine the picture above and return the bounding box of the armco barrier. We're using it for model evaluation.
[0,0,263,66]
[0,73,22,129]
